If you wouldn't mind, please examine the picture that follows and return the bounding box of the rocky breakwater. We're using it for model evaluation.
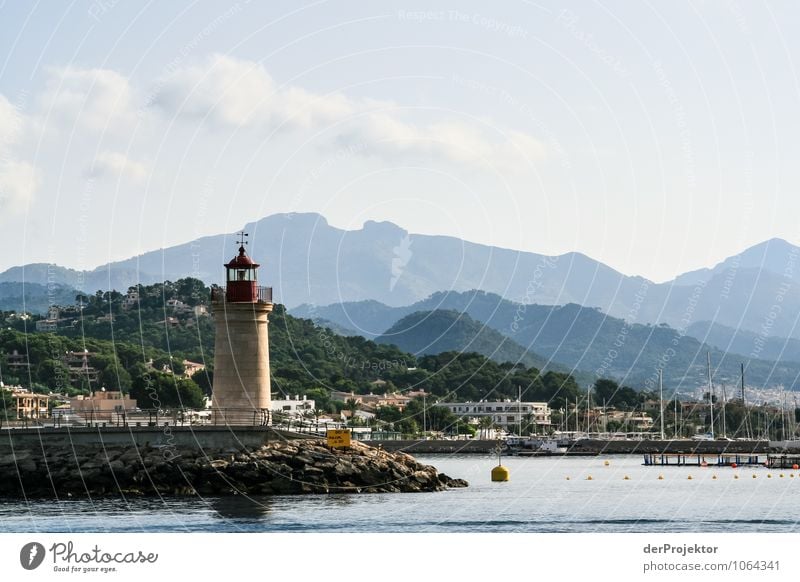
[0,439,467,497]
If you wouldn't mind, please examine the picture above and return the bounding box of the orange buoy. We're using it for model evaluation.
[793,464,799,470]
[731,462,737,468]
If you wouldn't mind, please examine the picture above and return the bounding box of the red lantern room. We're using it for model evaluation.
[225,232,259,303]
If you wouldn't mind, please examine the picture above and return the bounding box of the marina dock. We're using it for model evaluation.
[643,453,765,467]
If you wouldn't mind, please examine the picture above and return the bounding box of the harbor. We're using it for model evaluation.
[3,454,800,534]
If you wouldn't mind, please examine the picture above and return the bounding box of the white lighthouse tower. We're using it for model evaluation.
[210,233,273,425]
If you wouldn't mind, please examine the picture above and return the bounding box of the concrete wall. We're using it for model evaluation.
[211,300,272,424]
[375,440,502,454]
[0,426,309,450]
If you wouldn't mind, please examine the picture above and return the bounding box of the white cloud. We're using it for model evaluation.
[0,94,23,146]
[0,160,39,216]
[153,54,356,129]
[152,54,546,169]
[86,152,148,181]
[344,114,546,169]
[39,66,136,133]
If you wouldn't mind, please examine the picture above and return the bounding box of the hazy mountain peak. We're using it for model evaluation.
[673,237,798,287]
[361,219,407,236]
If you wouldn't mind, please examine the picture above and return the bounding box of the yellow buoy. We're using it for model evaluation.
[752,474,757,479]
[780,474,784,478]
[623,475,630,480]
[491,465,510,482]
[604,460,610,466]
[734,475,739,479]
[712,475,717,480]
[658,475,664,480]
[586,475,593,481]
[767,474,772,479]
[687,475,693,480]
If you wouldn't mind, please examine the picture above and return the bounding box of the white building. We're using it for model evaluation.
[122,290,139,310]
[439,400,552,432]
[270,395,315,417]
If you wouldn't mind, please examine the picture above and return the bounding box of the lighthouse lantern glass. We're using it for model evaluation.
[227,266,256,282]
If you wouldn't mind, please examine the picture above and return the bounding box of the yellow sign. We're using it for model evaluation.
[327,429,351,448]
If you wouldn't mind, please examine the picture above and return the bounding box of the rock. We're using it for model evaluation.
[0,438,468,498]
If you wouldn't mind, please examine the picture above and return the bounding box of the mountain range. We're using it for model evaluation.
[2,212,800,343]
[297,290,800,391]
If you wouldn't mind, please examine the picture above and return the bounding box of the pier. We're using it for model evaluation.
[643,452,765,467]
[765,454,800,469]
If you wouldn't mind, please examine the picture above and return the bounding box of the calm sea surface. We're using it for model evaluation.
[2,455,799,533]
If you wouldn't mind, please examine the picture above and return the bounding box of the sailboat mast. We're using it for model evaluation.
[674,391,679,439]
[741,363,751,439]
[707,352,715,439]
[720,383,727,438]
[659,369,665,440]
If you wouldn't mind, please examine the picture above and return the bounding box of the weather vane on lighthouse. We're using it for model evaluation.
[236,231,249,249]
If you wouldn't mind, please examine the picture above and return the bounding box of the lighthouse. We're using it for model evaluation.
[210,232,273,425]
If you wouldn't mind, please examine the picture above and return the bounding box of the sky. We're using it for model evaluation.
[0,0,799,282]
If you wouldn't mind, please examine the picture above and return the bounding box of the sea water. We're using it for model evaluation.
[1,455,798,533]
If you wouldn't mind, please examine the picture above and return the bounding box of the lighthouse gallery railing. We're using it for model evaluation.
[211,286,273,303]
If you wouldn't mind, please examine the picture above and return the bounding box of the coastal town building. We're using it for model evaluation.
[182,360,205,378]
[6,349,30,373]
[69,390,137,421]
[599,409,655,431]
[65,350,100,385]
[122,289,139,310]
[10,388,50,420]
[271,395,315,417]
[439,400,552,432]
[330,390,413,411]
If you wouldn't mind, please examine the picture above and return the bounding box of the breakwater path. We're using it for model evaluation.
[0,439,467,498]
